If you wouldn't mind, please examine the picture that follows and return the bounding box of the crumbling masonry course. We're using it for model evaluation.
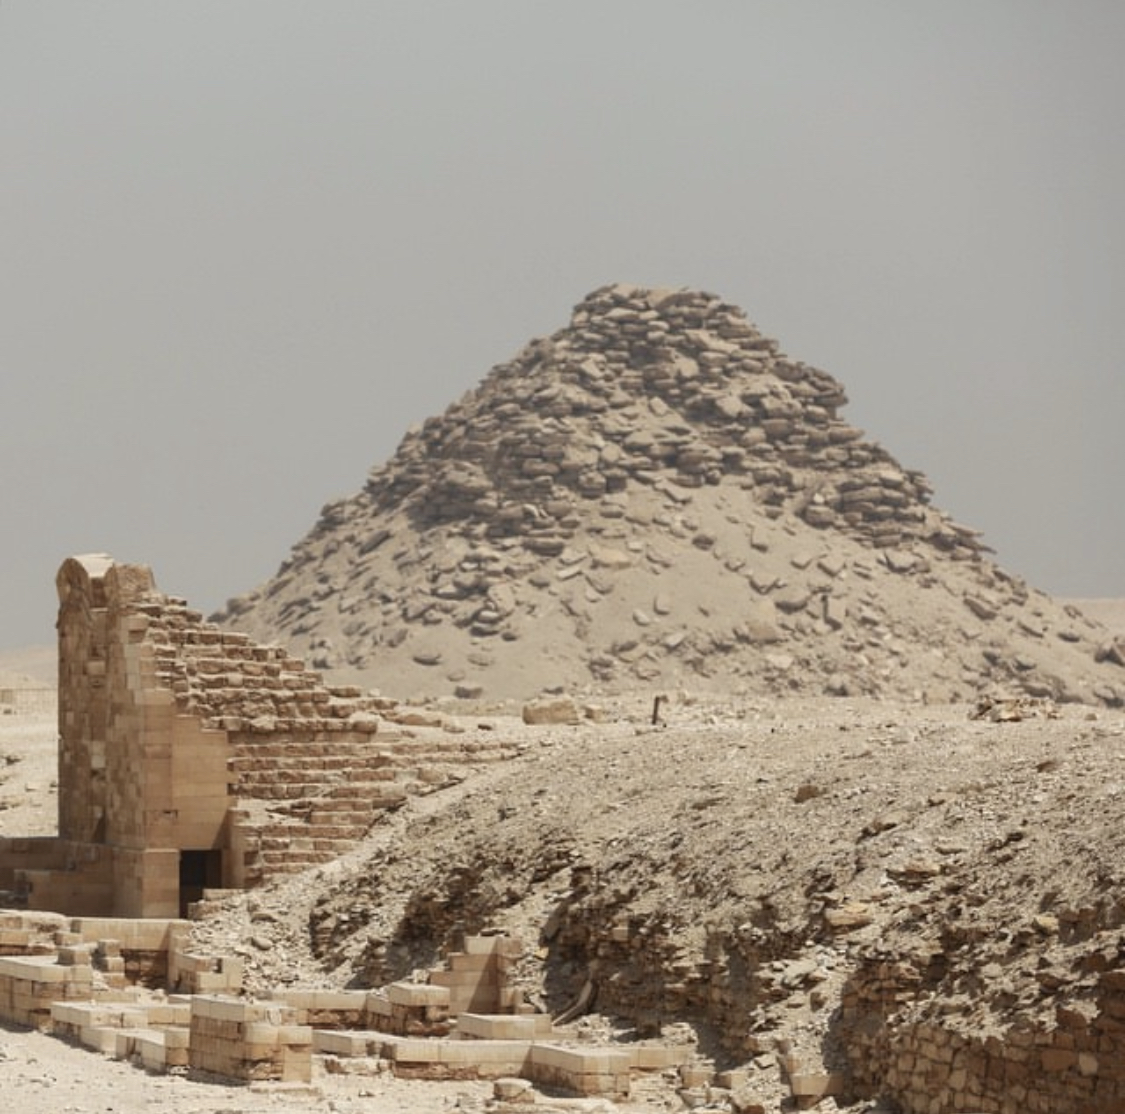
[0,553,517,917]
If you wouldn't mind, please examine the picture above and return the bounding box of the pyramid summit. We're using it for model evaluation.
[215,284,1122,704]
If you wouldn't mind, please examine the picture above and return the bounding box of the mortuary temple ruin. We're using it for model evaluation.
[0,553,513,918]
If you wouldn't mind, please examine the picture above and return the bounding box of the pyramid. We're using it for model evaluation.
[214,285,1123,704]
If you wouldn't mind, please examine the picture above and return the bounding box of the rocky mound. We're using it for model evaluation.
[186,695,1125,1111]
[214,284,1123,705]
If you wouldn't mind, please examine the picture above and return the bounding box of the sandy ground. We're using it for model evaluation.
[0,645,56,687]
[0,1022,514,1114]
[0,714,57,837]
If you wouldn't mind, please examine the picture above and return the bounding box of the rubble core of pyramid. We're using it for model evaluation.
[213,285,1124,705]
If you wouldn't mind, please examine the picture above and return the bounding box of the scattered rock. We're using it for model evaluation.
[1095,638,1125,667]
[521,696,580,726]
[794,783,825,803]
[824,902,874,931]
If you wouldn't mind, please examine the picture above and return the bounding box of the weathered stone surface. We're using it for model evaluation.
[521,696,580,726]
[1095,638,1125,667]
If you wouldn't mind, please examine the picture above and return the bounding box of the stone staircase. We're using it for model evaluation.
[228,727,521,882]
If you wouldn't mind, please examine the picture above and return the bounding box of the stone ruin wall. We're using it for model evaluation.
[1,552,528,918]
[0,913,628,1094]
[53,556,223,916]
[3,554,452,917]
[531,881,1125,1112]
[838,951,1125,1114]
[3,898,1123,1108]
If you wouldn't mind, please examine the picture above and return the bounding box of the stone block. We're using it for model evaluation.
[456,1013,552,1040]
[244,1021,280,1046]
[387,981,450,1007]
[81,1026,122,1055]
[531,1044,630,1073]
[366,993,391,1018]
[463,935,520,957]
[191,994,272,1023]
[133,1031,173,1071]
[438,1039,531,1070]
[429,970,497,990]
[680,1063,713,1087]
[629,1044,694,1070]
[191,970,239,993]
[56,944,94,966]
[521,697,580,725]
[313,1029,385,1056]
[51,1001,109,1028]
[0,955,68,982]
[171,950,218,974]
[383,1036,437,1063]
[789,1071,845,1098]
[111,1028,150,1060]
[276,1024,312,1046]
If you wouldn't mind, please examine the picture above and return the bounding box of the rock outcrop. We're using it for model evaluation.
[214,284,1122,705]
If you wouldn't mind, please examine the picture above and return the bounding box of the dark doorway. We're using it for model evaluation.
[179,849,222,917]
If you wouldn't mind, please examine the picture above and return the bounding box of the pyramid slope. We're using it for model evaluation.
[215,285,1123,705]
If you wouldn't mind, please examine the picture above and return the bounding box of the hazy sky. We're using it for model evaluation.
[2,2,1123,651]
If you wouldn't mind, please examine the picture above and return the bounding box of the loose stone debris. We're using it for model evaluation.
[213,284,1124,708]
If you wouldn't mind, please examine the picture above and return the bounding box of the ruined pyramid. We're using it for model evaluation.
[213,285,1123,704]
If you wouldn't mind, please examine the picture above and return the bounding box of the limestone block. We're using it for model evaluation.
[494,1077,535,1102]
[0,955,69,982]
[521,697,580,726]
[387,981,450,1008]
[456,1013,551,1040]
[789,1071,844,1098]
[274,989,368,1012]
[437,1038,532,1070]
[191,994,273,1023]
[429,969,498,995]
[82,1026,123,1055]
[366,994,391,1018]
[384,1036,438,1063]
[313,1029,385,1056]
[629,1044,694,1070]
